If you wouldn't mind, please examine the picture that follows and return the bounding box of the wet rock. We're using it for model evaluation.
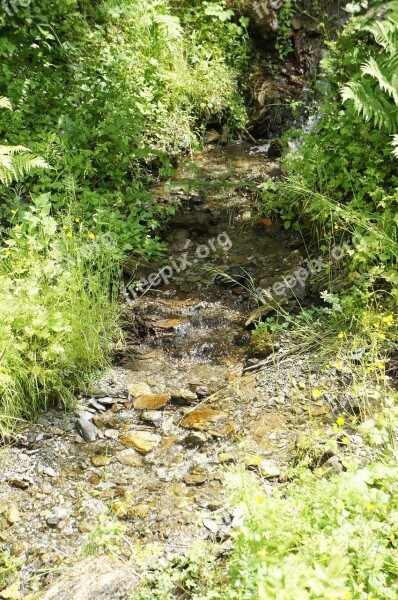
[184,473,208,485]
[214,265,253,287]
[88,399,106,411]
[46,515,60,528]
[170,389,197,405]
[7,507,20,525]
[104,429,119,440]
[153,318,187,330]
[204,128,221,144]
[182,432,208,448]
[7,476,31,490]
[180,409,227,430]
[268,137,288,158]
[75,418,98,442]
[116,449,144,467]
[203,517,219,535]
[140,411,163,425]
[119,431,161,454]
[91,455,111,467]
[195,386,209,398]
[39,555,138,600]
[133,393,170,410]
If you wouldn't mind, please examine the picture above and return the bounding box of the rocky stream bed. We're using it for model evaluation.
[0,142,375,599]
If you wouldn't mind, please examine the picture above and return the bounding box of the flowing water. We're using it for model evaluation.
[0,141,316,596]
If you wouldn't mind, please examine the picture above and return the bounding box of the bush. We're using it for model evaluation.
[0,194,120,434]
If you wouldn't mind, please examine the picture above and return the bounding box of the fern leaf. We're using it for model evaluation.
[361,57,398,104]
[392,134,398,158]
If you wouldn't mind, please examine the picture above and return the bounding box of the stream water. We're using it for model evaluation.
[0,141,336,596]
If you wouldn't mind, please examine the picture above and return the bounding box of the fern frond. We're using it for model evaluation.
[341,81,398,132]
[361,56,398,104]
[153,14,183,41]
[392,134,398,158]
[364,21,397,54]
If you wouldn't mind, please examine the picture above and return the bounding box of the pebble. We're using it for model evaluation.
[119,431,161,454]
[182,432,207,448]
[75,417,98,442]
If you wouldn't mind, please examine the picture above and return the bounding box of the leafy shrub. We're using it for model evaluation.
[0,194,120,433]
[0,0,249,252]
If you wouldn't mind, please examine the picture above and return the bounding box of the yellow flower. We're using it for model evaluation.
[255,496,263,504]
[336,416,345,427]
[378,363,385,370]
[312,388,322,399]
[63,224,68,230]
[325,363,331,370]
[256,550,266,558]
[88,232,95,239]
[342,592,352,600]
[334,224,339,230]
[10,209,16,214]
[383,314,393,326]
[333,361,342,369]
[366,503,375,511]
[14,224,20,229]
[341,436,349,445]
[337,332,345,339]
[5,250,11,256]
[66,231,73,238]
[219,453,227,460]
[379,333,386,339]
[390,534,395,542]
[75,217,80,223]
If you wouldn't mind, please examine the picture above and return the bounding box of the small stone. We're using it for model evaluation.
[203,518,218,534]
[184,474,207,485]
[7,507,20,525]
[116,449,144,467]
[127,382,151,398]
[104,429,119,439]
[76,418,98,442]
[141,411,163,425]
[88,399,106,411]
[182,432,207,447]
[8,477,30,490]
[195,386,209,398]
[180,409,227,430]
[46,515,60,528]
[88,473,101,485]
[258,460,281,478]
[91,455,111,467]
[119,431,161,454]
[133,393,170,410]
[170,390,197,405]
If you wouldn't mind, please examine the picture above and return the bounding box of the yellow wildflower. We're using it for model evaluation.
[255,496,263,504]
[66,231,73,238]
[366,503,375,511]
[336,416,345,427]
[390,534,395,542]
[256,550,266,558]
[333,361,342,369]
[334,224,339,230]
[88,232,95,239]
[14,224,20,229]
[383,314,393,326]
[75,217,80,223]
[379,333,386,339]
[63,224,68,230]
[219,453,227,460]
[325,363,331,370]
[338,332,345,339]
[378,363,385,370]
[312,388,322,399]
[341,436,349,445]
[10,209,16,214]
